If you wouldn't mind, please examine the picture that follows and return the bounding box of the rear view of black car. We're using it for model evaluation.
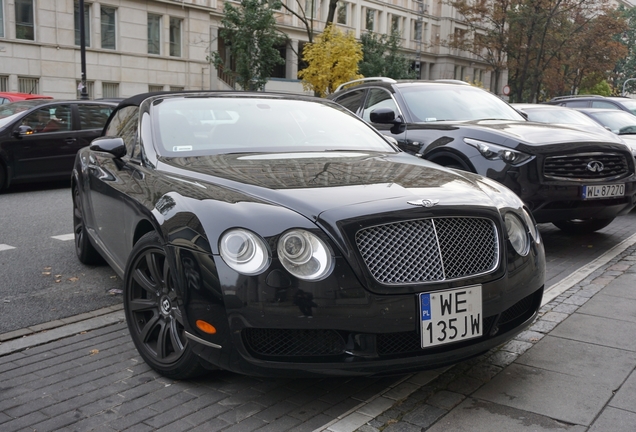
[329,79,636,234]
[0,99,116,190]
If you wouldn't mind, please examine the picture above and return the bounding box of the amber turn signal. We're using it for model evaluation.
[196,320,217,334]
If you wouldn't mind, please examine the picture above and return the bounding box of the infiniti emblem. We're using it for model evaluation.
[587,161,604,173]
[407,199,439,208]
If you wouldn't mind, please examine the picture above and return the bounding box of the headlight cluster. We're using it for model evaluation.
[504,209,540,256]
[464,138,533,166]
[219,228,333,281]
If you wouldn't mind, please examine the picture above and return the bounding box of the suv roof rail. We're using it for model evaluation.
[550,94,605,101]
[434,79,471,85]
[334,77,397,92]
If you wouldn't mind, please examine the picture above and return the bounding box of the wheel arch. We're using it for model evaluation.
[133,219,157,247]
[425,149,476,173]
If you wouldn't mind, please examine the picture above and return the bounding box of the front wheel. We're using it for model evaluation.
[124,232,208,379]
[552,217,615,234]
[73,186,103,264]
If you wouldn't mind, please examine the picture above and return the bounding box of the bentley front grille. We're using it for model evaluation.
[543,153,629,180]
[355,217,499,285]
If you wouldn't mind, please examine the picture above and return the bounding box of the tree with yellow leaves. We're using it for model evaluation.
[298,24,363,97]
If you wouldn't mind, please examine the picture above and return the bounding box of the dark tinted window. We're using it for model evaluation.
[106,106,139,158]
[78,104,115,129]
[333,89,365,114]
[21,104,72,133]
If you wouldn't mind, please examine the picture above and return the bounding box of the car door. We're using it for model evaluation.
[85,106,141,272]
[74,103,116,147]
[9,103,75,180]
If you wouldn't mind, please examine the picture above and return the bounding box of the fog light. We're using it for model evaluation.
[196,320,217,334]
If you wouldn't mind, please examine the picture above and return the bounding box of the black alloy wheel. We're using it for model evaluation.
[72,186,103,264]
[124,232,207,379]
[552,217,615,234]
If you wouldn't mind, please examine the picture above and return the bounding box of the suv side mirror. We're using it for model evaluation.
[370,108,401,124]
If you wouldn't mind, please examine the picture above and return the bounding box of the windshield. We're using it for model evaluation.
[587,110,636,134]
[153,97,396,157]
[399,84,525,122]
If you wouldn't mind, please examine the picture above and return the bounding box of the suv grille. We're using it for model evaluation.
[355,217,499,285]
[543,153,629,180]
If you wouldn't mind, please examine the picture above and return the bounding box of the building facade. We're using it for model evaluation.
[0,0,502,99]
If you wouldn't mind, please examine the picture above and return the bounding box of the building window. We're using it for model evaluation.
[0,76,8,91]
[148,13,161,55]
[74,1,90,47]
[391,15,400,33]
[0,1,5,38]
[304,0,316,19]
[337,2,347,25]
[101,6,116,50]
[76,80,95,98]
[170,86,184,91]
[18,77,39,93]
[169,17,181,57]
[15,0,34,40]
[149,85,164,92]
[103,82,119,98]
[365,9,375,32]
[413,21,422,41]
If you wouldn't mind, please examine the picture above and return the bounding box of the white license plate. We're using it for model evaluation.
[419,286,482,348]
[582,184,625,200]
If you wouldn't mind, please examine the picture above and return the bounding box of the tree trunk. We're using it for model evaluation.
[325,0,338,25]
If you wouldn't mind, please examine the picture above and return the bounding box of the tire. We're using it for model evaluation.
[552,217,615,234]
[124,231,208,380]
[73,186,104,264]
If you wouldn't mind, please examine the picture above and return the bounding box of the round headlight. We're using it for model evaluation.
[278,230,333,281]
[504,213,529,256]
[219,229,270,275]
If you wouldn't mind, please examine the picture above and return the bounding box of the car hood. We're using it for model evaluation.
[416,120,625,146]
[158,151,511,222]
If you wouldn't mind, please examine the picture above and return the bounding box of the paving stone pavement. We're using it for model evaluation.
[2,240,636,431]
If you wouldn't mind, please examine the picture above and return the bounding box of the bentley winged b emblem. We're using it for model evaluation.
[407,199,440,208]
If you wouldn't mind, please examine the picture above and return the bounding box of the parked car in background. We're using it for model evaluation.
[0,91,53,105]
[546,95,636,115]
[0,99,117,190]
[512,104,616,137]
[573,108,636,149]
[72,90,545,378]
[328,78,636,234]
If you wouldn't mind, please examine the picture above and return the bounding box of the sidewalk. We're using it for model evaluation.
[1,244,636,432]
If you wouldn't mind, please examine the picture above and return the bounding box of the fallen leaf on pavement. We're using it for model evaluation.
[89,349,99,356]
[42,272,51,276]
[68,277,79,282]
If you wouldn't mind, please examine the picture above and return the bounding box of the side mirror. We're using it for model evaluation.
[90,137,127,159]
[370,108,400,124]
[13,125,34,138]
[515,109,529,120]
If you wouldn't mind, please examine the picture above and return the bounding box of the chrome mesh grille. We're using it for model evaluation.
[543,153,629,180]
[355,217,498,284]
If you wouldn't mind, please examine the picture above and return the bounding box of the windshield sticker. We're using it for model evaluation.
[173,146,193,152]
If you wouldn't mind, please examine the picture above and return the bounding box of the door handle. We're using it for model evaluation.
[65,138,77,144]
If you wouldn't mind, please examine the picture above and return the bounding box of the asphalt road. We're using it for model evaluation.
[2,181,636,335]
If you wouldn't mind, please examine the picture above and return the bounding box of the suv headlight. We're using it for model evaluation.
[465,138,533,166]
[278,230,334,281]
[504,213,530,256]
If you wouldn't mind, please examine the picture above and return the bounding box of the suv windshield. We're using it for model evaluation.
[400,84,525,123]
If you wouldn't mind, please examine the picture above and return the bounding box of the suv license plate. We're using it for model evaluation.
[419,286,482,349]
[582,184,624,200]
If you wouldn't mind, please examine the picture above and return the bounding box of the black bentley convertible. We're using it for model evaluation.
[72,91,545,378]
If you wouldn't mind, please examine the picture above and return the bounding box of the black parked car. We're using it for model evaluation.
[72,91,545,378]
[329,78,636,234]
[0,99,117,190]
[546,95,636,115]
